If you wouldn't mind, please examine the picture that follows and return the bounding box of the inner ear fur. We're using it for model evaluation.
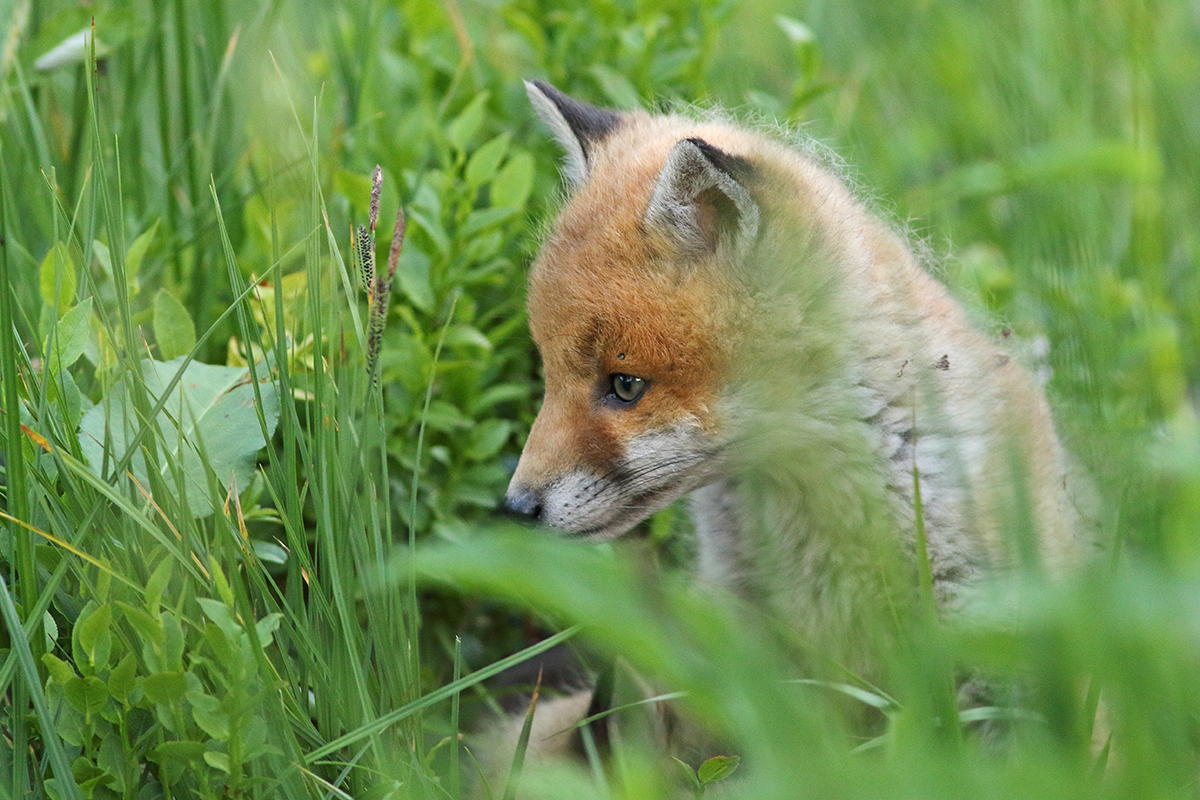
[644,137,760,256]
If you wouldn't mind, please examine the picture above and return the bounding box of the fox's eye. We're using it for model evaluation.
[610,373,646,403]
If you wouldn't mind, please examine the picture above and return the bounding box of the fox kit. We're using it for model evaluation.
[501,80,1085,752]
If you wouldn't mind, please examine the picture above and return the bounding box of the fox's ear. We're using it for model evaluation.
[644,137,760,256]
[525,80,623,189]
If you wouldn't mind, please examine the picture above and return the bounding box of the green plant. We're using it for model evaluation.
[1,0,1197,798]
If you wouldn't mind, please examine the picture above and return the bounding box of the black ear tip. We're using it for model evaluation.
[683,137,756,182]
[525,79,571,109]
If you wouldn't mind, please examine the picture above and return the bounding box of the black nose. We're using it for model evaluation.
[504,487,543,520]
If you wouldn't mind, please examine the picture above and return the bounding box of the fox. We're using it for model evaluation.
[495,80,1089,770]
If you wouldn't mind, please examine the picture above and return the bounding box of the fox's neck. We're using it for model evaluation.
[690,479,747,590]
[688,458,911,676]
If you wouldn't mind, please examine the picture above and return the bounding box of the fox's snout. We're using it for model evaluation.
[503,484,543,521]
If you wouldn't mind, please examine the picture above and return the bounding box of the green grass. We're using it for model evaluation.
[1,0,1198,798]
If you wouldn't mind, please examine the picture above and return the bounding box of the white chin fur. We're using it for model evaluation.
[538,426,719,539]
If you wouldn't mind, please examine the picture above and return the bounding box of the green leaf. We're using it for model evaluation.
[42,653,78,686]
[203,750,231,773]
[39,242,77,317]
[149,740,205,769]
[145,559,173,615]
[462,206,519,237]
[442,324,492,352]
[162,611,185,670]
[64,675,108,717]
[671,756,702,791]
[77,602,113,670]
[124,220,159,298]
[189,692,231,740]
[108,653,137,705]
[465,419,511,461]
[152,289,196,360]
[408,209,451,258]
[397,245,435,313]
[490,152,535,209]
[97,736,129,793]
[255,613,283,646]
[421,400,472,432]
[697,754,741,785]
[77,357,281,518]
[251,540,288,565]
[466,132,511,189]
[447,91,490,152]
[142,671,188,704]
[468,383,532,415]
[43,297,93,373]
[118,604,163,650]
[43,611,59,652]
[196,597,240,639]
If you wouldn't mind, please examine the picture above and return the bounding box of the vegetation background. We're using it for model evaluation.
[1,0,1197,797]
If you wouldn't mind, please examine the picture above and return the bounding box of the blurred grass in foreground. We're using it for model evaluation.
[0,0,1197,797]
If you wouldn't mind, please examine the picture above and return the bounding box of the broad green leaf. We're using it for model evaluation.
[397,245,435,313]
[148,741,205,771]
[189,692,231,739]
[145,559,173,615]
[97,736,130,793]
[197,597,240,640]
[671,757,702,791]
[39,242,76,317]
[162,611,185,670]
[241,716,276,761]
[442,324,492,352]
[43,297,93,373]
[490,151,535,210]
[698,754,741,785]
[447,91,490,152]
[203,621,236,668]
[256,612,283,646]
[465,419,511,462]
[421,400,472,432]
[42,653,77,686]
[108,653,137,705]
[152,289,196,360]
[469,383,532,415]
[466,132,511,189]
[93,240,112,276]
[462,206,519,237]
[251,540,288,565]
[34,28,111,71]
[203,750,231,773]
[78,602,113,669]
[77,357,281,518]
[119,606,164,677]
[408,209,451,257]
[250,269,308,334]
[64,675,108,717]
[141,671,188,704]
[43,611,58,652]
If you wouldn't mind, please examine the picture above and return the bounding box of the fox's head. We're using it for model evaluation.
[505,82,764,540]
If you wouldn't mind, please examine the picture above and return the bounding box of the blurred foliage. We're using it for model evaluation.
[0,0,1197,797]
